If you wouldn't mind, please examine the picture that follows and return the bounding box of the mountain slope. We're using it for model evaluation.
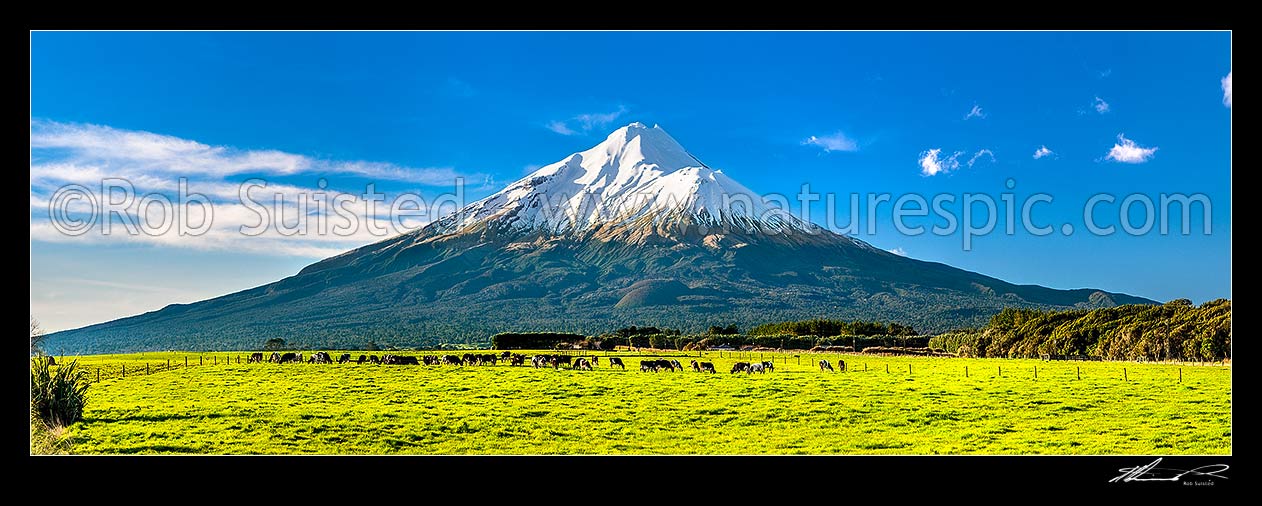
[43,123,1155,354]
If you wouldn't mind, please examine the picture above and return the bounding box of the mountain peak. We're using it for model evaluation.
[441,123,813,236]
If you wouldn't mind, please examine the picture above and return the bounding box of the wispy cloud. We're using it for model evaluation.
[29,120,485,259]
[1222,72,1232,108]
[1099,68,1113,79]
[1033,145,1054,159]
[966,149,996,168]
[965,105,986,120]
[546,106,628,136]
[1104,134,1158,164]
[546,121,577,136]
[887,247,908,256]
[918,149,963,177]
[802,132,859,153]
[30,120,476,185]
[1094,96,1110,114]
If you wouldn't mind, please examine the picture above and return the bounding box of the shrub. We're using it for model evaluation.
[31,356,89,427]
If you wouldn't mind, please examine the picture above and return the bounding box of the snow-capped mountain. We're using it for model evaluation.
[44,123,1156,354]
[439,122,815,236]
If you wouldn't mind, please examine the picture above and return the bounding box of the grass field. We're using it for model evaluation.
[46,350,1231,454]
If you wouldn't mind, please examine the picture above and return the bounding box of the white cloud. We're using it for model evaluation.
[918,149,963,176]
[1104,134,1158,164]
[1094,96,1110,114]
[1222,72,1232,108]
[546,120,578,136]
[29,120,474,185]
[802,132,859,153]
[546,106,628,136]
[965,105,986,120]
[887,247,908,256]
[967,149,996,168]
[1033,146,1054,159]
[1099,68,1113,79]
[29,121,491,259]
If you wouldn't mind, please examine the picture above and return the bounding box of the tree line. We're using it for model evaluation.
[927,299,1231,361]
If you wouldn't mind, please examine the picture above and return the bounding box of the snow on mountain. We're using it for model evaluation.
[441,122,818,235]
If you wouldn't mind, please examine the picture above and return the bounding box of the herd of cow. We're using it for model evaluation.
[245,351,847,373]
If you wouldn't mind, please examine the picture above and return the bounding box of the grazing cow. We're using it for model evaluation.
[659,359,676,371]
[640,360,656,372]
[442,355,464,366]
[509,354,526,366]
[608,357,625,370]
[761,361,775,372]
[296,353,304,363]
[310,352,333,364]
[279,352,298,364]
[730,362,750,374]
[270,352,282,363]
[369,355,381,364]
[382,355,419,365]
[338,353,351,364]
[574,358,592,370]
[837,359,846,372]
[556,355,573,368]
[819,359,835,372]
[748,363,766,374]
[500,351,512,360]
[699,362,717,373]
[590,356,599,366]
[691,360,702,372]
[357,355,367,365]
[248,352,264,363]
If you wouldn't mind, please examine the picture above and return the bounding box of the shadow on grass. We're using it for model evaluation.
[85,412,226,423]
[111,444,204,454]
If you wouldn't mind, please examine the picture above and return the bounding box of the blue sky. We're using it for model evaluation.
[30,31,1231,331]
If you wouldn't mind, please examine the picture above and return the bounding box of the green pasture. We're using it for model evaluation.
[48,350,1230,454]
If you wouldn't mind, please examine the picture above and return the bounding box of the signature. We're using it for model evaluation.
[1110,458,1229,483]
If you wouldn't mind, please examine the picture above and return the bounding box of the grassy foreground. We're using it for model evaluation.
[53,351,1230,454]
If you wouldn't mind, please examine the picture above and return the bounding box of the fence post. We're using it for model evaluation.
[97,368,100,383]
[1179,368,1182,383]
[1034,366,1037,379]
[200,356,203,366]
[167,359,170,371]
[1124,368,1127,381]
[214,356,217,365]
[185,356,188,367]
[908,364,912,375]
[885,364,889,373]
[146,363,150,375]
[998,366,1002,377]
[122,365,125,377]
[965,366,968,378]
[864,363,867,372]
[1077,366,1081,380]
